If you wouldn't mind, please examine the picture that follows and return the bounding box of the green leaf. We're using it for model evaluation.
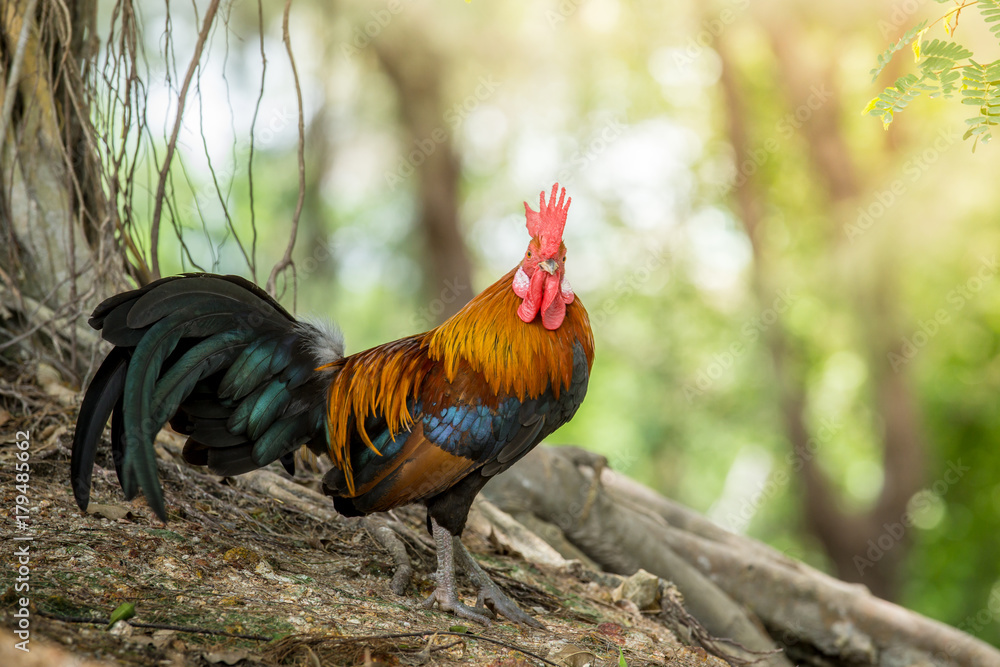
[912,29,928,60]
[107,602,135,629]
[871,21,928,82]
[619,647,629,667]
[448,624,470,633]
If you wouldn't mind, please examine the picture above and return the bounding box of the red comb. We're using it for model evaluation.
[524,184,571,255]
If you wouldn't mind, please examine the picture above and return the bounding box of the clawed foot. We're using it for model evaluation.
[422,574,543,628]
[472,576,544,628]
[455,537,544,629]
[417,517,544,628]
[422,583,496,625]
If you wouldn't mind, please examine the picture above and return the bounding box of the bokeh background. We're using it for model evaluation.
[109,0,1000,646]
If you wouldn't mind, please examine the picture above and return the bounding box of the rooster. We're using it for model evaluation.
[72,184,594,626]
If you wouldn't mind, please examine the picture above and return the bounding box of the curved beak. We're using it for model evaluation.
[539,258,558,275]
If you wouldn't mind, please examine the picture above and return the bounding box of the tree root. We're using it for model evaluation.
[235,469,342,524]
[484,445,1000,667]
[483,446,791,667]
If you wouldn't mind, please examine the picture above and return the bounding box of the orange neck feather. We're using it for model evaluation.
[426,267,594,400]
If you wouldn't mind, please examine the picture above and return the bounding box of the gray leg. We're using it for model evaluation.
[422,517,495,625]
[422,517,544,628]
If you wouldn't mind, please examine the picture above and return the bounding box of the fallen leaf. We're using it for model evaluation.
[44,425,67,448]
[106,602,135,629]
[597,622,626,644]
[0,408,10,428]
[88,504,134,521]
[550,644,597,667]
[222,546,261,570]
[36,363,77,405]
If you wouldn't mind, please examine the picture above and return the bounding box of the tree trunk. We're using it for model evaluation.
[375,33,473,322]
[0,0,127,381]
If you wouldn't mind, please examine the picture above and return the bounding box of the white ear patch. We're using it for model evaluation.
[513,266,530,298]
[560,276,575,304]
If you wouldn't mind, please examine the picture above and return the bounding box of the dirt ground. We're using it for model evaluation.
[0,383,722,667]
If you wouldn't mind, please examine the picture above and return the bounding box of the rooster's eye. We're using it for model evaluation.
[562,256,567,262]
[526,251,532,258]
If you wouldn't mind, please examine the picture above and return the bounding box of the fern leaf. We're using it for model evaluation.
[909,40,974,99]
[931,68,963,98]
[871,21,929,82]
[864,74,935,129]
[918,39,973,73]
[979,0,1000,43]
[961,60,1000,149]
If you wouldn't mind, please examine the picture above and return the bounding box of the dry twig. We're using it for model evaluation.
[265,0,307,304]
[148,0,221,280]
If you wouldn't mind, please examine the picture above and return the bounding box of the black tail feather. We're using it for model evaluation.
[206,443,261,476]
[127,276,282,329]
[110,391,130,498]
[188,418,249,447]
[279,450,296,476]
[72,274,337,521]
[71,347,128,511]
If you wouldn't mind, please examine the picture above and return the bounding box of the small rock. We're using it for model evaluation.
[615,598,642,616]
[151,629,178,648]
[202,649,253,665]
[612,568,661,610]
[108,620,133,637]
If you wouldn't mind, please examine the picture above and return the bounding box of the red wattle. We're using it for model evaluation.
[540,273,558,315]
[517,268,546,323]
[541,275,566,330]
[516,269,568,329]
